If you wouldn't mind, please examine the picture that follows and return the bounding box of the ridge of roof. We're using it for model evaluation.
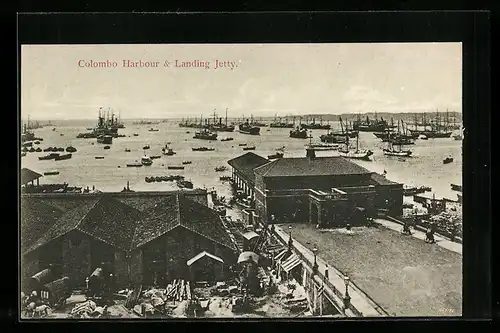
[187,251,224,266]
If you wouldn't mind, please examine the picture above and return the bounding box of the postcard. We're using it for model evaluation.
[20,43,463,319]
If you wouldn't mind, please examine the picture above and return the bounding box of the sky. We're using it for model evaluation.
[21,43,462,120]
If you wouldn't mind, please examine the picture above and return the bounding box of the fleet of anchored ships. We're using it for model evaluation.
[22,108,462,184]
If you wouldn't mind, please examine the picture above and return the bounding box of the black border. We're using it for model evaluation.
[13,11,492,330]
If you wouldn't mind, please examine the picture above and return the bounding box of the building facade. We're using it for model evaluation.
[228,150,403,228]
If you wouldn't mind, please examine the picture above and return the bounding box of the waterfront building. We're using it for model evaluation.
[21,190,238,291]
[228,149,403,227]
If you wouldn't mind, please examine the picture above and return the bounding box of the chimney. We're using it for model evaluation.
[306,147,316,159]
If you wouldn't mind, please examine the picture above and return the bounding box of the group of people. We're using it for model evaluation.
[401,221,436,244]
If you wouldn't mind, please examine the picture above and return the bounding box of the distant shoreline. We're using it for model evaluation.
[21,111,462,122]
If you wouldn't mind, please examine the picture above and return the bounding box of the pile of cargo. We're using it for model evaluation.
[69,300,107,318]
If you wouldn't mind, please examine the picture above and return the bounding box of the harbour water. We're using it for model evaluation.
[21,120,462,200]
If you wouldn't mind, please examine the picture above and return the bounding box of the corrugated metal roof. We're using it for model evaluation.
[281,254,301,273]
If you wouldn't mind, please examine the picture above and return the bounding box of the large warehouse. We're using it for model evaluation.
[228,149,403,227]
[21,190,238,291]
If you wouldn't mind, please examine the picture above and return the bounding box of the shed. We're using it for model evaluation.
[42,276,72,307]
[21,168,43,186]
[187,251,225,282]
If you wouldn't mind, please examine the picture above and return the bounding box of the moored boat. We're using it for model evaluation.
[43,170,60,176]
[182,161,192,165]
[143,145,150,150]
[450,184,462,192]
[54,153,72,161]
[95,156,105,159]
[443,156,453,164]
[268,152,284,159]
[168,165,185,170]
[242,146,256,151]
[238,120,260,135]
[220,176,232,181]
[289,127,309,139]
[66,146,77,153]
[103,145,111,150]
[192,147,215,152]
[220,137,234,141]
[141,155,153,166]
[125,148,131,152]
[97,135,113,144]
[308,143,339,151]
[162,144,176,155]
[177,179,193,189]
[193,128,218,140]
[35,147,43,152]
[126,161,143,167]
[148,128,159,132]
[215,166,228,172]
[38,153,60,160]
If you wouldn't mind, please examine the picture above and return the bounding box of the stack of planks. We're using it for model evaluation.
[164,279,192,302]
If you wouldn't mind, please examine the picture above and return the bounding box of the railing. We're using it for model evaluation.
[268,227,380,317]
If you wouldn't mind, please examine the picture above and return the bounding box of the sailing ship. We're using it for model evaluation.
[208,109,235,132]
[319,117,354,143]
[289,126,309,139]
[409,111,453,138]
[352,113,390,132]
[269,115,294,128]
[249,115,267,127]
[338,132,373,160]
[383,135,413,157]
[238,119,260,135]
[21,117,37,144]
[77,107,121,139]
[299,116,331,130]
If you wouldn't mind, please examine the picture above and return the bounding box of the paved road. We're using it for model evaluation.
[374,219,462,255]
[274,225,383,317]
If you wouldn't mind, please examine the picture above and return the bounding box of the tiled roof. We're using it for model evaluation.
[21,168,43,185]
[20,198,64,253]
[227,152,270,183]
[132,194,236,251]
[254,156,372,177]
[22,192,235,255]
[371,173,401,186]
[24,196,142,254]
